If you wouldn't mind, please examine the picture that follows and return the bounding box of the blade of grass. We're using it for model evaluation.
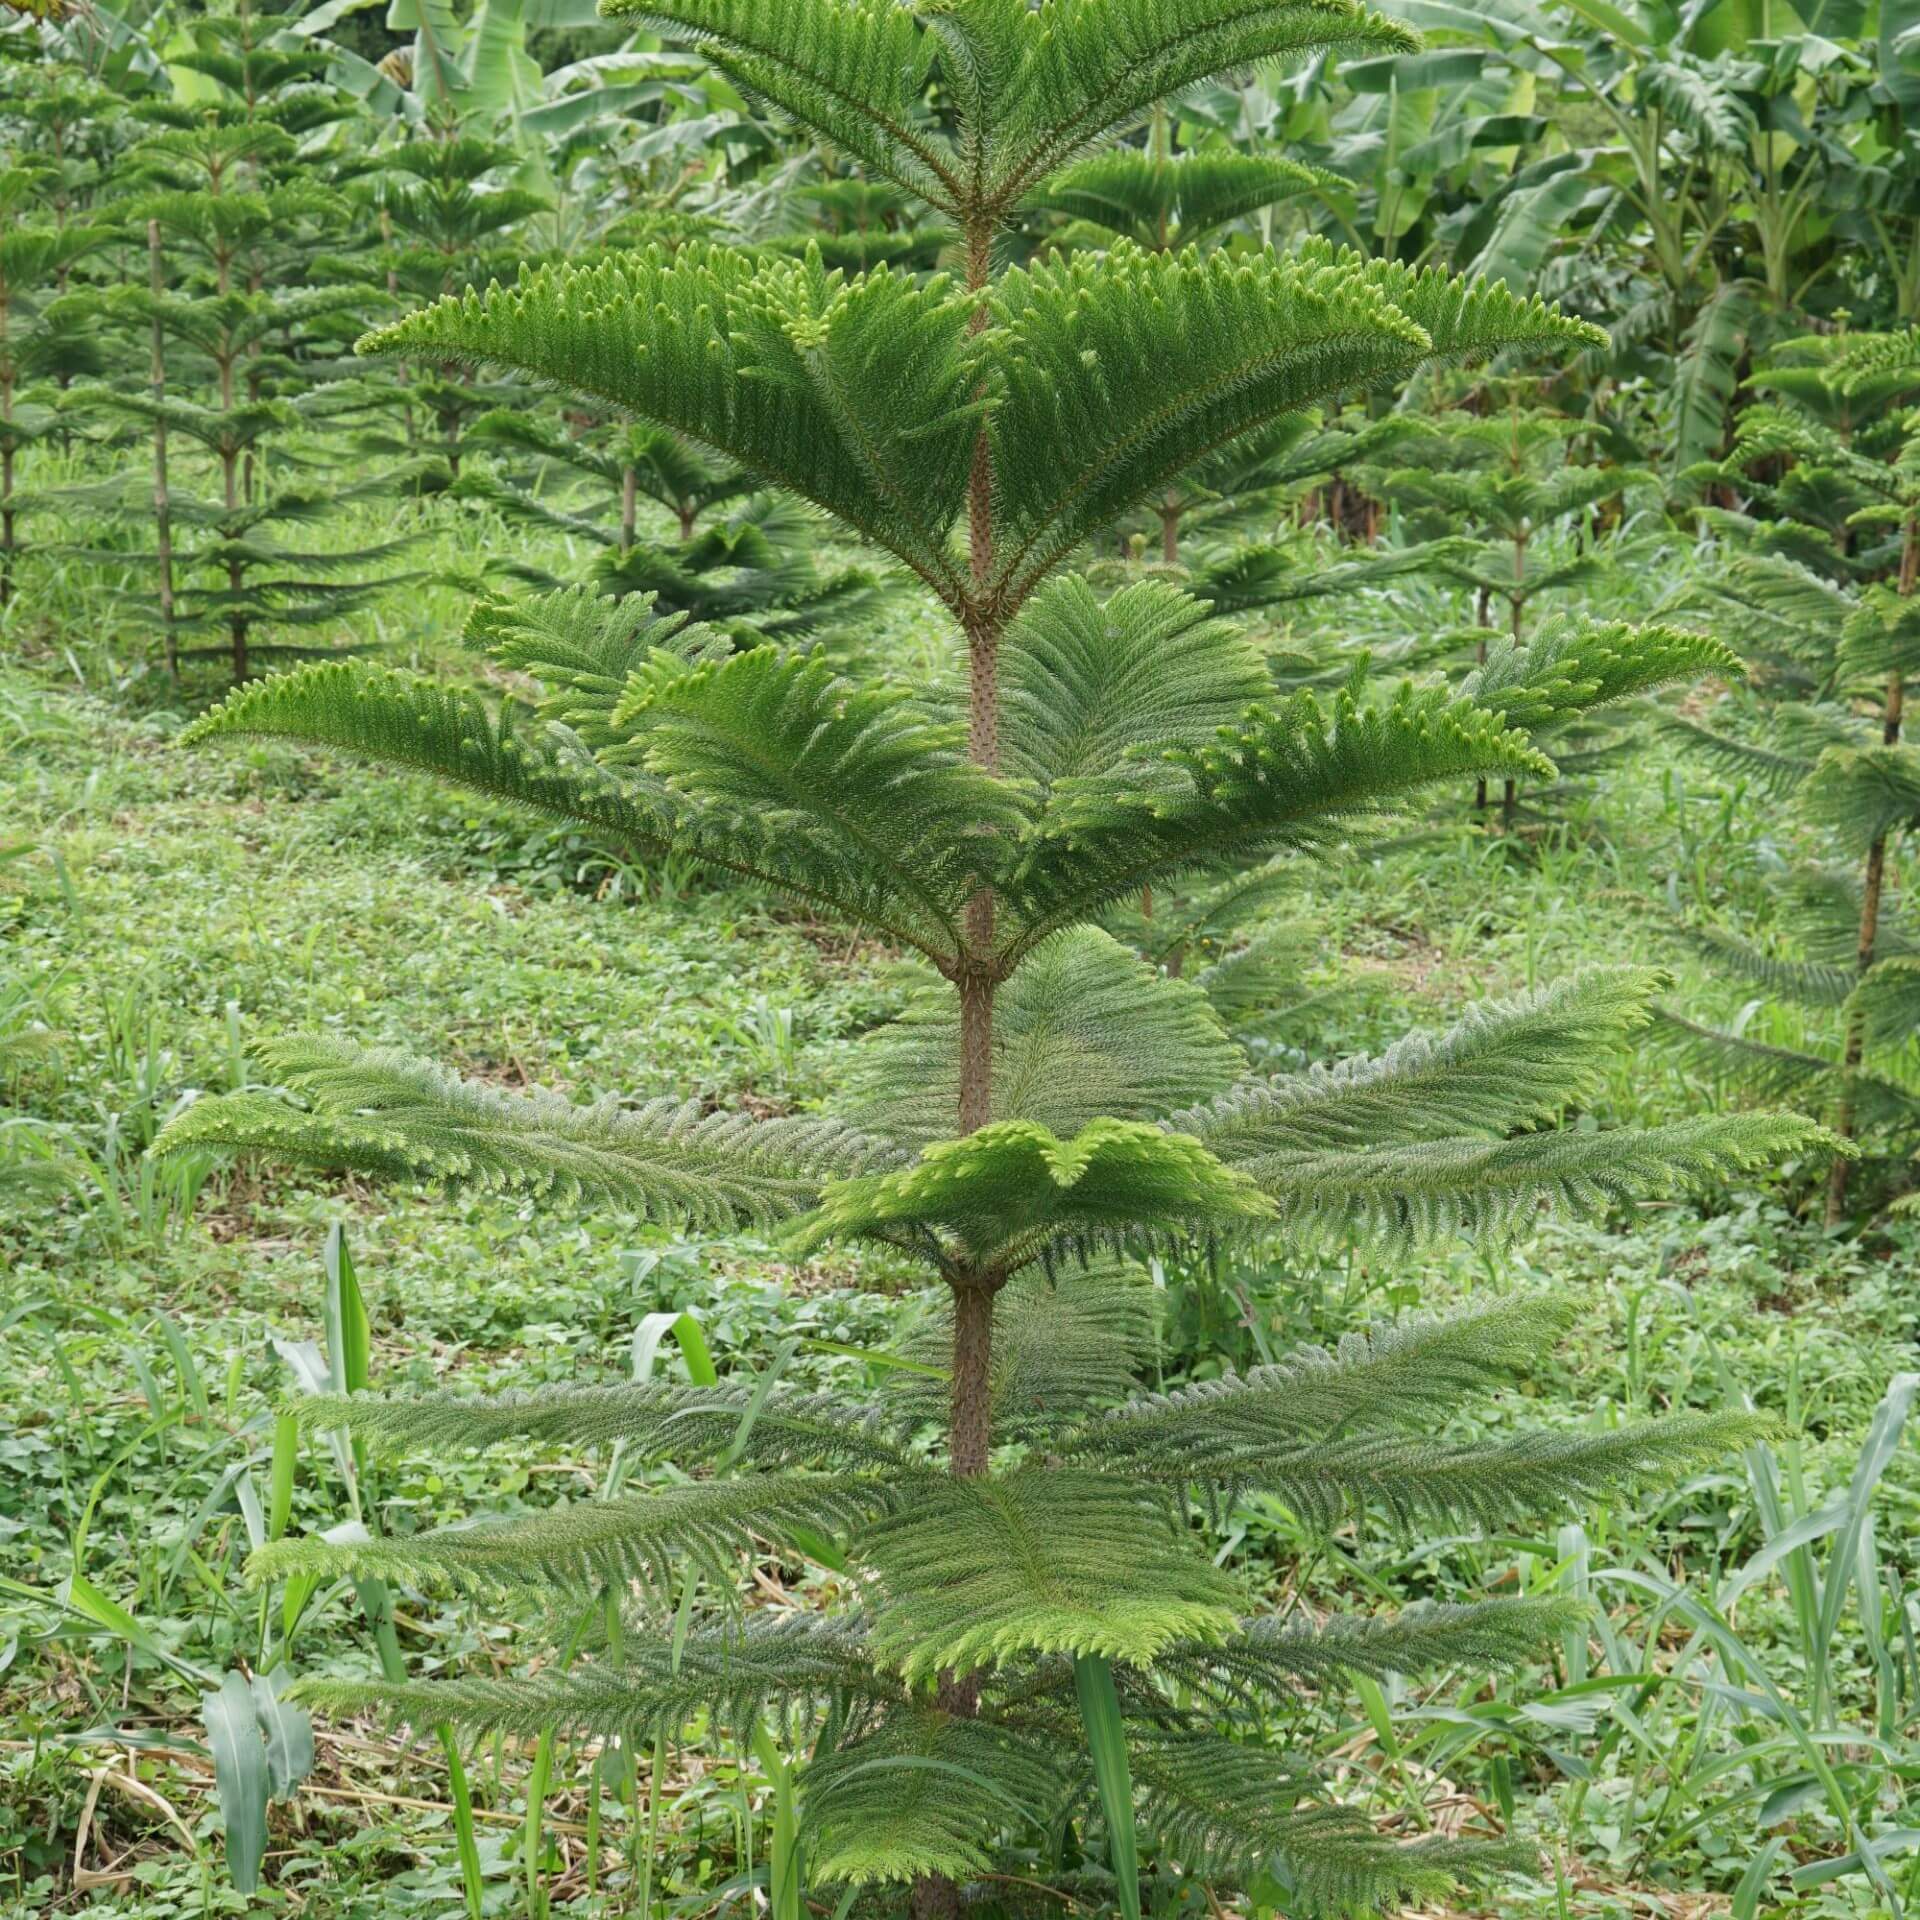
[276,1226,485,1920]
[750,1724,803,1920]
[201,1670,270,1894]
[1074,1653,1140,1920]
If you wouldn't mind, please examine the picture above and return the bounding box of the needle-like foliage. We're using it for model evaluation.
[1659,334,1920,1219]
[159,1034,887,1227]
[164,4,1824,1911]
[1353,397,1659,821]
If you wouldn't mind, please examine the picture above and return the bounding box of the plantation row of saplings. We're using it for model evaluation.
[11,2,1920,1915]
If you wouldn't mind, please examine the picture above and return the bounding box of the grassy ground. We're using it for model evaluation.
[5,485,1920,1920]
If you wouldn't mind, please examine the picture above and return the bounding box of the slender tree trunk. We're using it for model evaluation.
[620,466,638,549]
[1474,586,1491,813]
[953,216,1001,1156]
[229,569,249,681]
[948,1280,995,1477]
[0,413,12,610]
[678,504,698,542]
[244,263,263,503]
[150,222,176,677]
[213,223,249,680]
[383,210,415,445]
[956,963,995,1136]
[913,216,1003,1920]
[935,1270,995,1723]
[0,290,13,610]
[1826,518,1918,1224]
[217,255,247,681]
[223,446,247,682]
[1,441,12,612]
[1161,494,1179,565]
[1502,535,1527,822]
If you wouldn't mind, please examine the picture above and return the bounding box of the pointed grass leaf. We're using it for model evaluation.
[201,1670,271,1894]
[251,1668,316,1800]
[323,1223,372,1395]
[632,1308,719,1387]
[1073,1653,1141,1920]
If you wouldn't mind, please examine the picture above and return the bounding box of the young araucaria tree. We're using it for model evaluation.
[454,407,885,640]
[1659,331,1920,1223]
[162,3,1820,1912]
[1362,396,1641,818]
[0,169,109,611]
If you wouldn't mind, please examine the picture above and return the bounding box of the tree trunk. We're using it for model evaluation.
[382,211,415,445]
[1502,536,1526,823]
[911,1865,963,1920]
[229,572,249,682]
[1473,587,1490,814]
[956,962,995,1137]
[244,263,263,503]
[1,437,12,610]
[620,466,638,549]
[0,293,12,609]
[947,1279,996,1479]
[150,221,177,676]
[955,224,1001,1120]
[1160,494,1179,565]
[912,218,1003,1920]
[1826,519,1917,1225]
[223,447,247,682]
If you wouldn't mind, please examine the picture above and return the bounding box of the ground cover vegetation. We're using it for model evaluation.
[6,3,1920,1920]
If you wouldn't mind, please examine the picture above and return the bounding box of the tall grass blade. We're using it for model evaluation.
[251,1668,315,1799]
[751,1723,804,1920]
[324,1222,373,1501]
[201,1670,271,1893]
[1073,1652,1140,1920]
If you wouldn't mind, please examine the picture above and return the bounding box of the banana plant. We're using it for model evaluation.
[1394,0,1868,465]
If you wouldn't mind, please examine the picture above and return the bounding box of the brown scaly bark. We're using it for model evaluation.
[953,214,1002,1151]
